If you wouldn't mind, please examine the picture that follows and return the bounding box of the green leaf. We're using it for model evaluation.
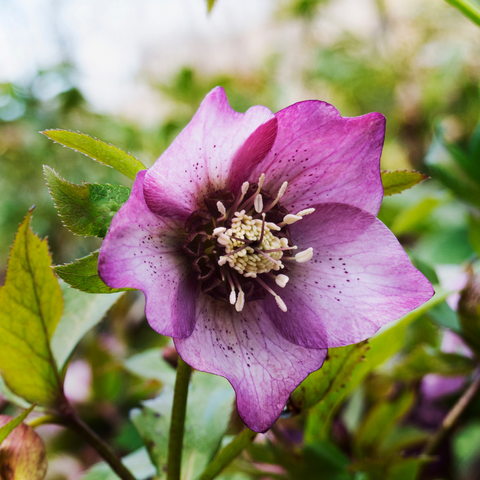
[0,376,31,409]
[54,252,129,294]
[355,390,416,457]
[207,0,218,12]
[51,282,124,369]
[390,197,441,235]
[425,134,480,208]
[393,346,475,381]
[42,130,146,181]
[290,341,369,412]
[427,301,462,334]
[444,0,480,28]
[79,447,156,480]
[0,210,63,406]
[303,291,449,440]
[124,349,177,388]
[381,170,428,196]
[379,426,429,456]
[44,166,131,238]
[131,371,235,479]
[469,212,480,257]
[0,405,35,446]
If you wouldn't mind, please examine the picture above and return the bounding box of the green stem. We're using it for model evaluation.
[27,414,64,429]
[422,374,480,457]
[198,428,257,480]
[64,409,136,480]
[444,0,480,26]
[167,356,192,480]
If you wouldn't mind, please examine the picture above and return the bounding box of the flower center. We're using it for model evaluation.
[183,174,314,313]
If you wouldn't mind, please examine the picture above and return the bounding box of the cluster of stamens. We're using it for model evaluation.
[207,174,314,313]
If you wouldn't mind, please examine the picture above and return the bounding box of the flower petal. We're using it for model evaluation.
[264,203,434,349]
[144,87,277,221]
[98,170,197,338]
[174,294,327,432]
[253,101,385,216]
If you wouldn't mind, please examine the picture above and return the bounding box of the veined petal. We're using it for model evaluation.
[144,87,277,221]
[264,203,434,349]
[252,101,385,216]
[174,295,327,433]
[98,170,197,338]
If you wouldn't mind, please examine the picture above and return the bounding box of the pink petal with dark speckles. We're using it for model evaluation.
[174,294,327,432]
[143,87,277,221]
[252,101,385,216]
[263,203,434,349]
[98,170,197,338]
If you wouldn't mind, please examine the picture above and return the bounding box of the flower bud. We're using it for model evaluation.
[0,415,48,479]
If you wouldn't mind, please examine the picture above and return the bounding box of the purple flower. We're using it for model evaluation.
[98,87,434,432]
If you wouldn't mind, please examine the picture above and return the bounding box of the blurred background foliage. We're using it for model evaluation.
[1,0,480,479]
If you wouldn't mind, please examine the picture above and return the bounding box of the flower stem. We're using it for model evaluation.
[64,409,136,480]
[423,373,480,456]
[27,414,64,429]
[444,0,480,26]
[167,356,192,480]
[197,428,257,480]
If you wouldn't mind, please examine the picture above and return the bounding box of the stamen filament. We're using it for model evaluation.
[255,276,288,312]
[263,181,288,213]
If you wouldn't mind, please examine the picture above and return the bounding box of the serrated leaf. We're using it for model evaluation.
[54,252,129,294]
[131,371,235,479]
[79,447,156,480]
[44,166,131,238]
[381,170,428,196]
[0,405,35,446]
[290,341,369,412]
[0,210,63,406]
[42,130,146,181]
[51,282,124,370]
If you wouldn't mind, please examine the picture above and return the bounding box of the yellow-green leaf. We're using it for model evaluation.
[381,170,428,196]
[42,130,146,181]
[0,405,35,446]
[207,0,218,12]
[0,210,63,406]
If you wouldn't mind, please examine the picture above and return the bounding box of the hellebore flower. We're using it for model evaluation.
[98,87,434,432]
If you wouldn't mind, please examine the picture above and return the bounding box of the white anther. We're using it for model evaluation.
[213,227,226,236]
[229,289,236,305]
[241,182,249,195]
[295,247,314,263]
[258,173,265,189]
[254,194,263,213]
[218,256,228,266]
[217,201,226,215]
[278,181,288,198]
[283,214,303,225]
[275,295,288,312]
[235,290,245,312]
[217,233,231,246]
[280,237,289,248]
[297,208,315,217]
[266,222,281,231]
[275,274,289,288]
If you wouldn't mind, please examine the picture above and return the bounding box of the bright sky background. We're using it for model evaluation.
[0,0,276,117]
